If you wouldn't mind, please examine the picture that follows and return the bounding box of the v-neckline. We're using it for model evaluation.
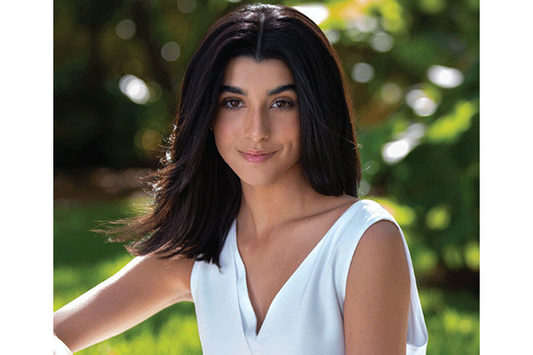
[232,199,362,338]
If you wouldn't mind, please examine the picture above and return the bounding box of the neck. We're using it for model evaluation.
[237,165,332,241]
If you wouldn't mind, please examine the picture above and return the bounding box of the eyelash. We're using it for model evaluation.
[221,98,296,110]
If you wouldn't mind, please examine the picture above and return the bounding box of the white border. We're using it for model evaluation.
[481,0,533,353]
[1,1,53,353]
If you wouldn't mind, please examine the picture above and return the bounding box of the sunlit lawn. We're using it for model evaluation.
[54,198,479,355]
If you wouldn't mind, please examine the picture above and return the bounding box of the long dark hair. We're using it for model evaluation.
[109,3,361,267]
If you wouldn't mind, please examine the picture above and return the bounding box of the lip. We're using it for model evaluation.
[239,149,276,163]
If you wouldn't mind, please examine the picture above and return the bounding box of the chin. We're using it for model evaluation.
[236,162,304,189]
[235,171,280,188]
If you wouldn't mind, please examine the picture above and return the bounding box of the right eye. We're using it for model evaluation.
[222,98,243,109]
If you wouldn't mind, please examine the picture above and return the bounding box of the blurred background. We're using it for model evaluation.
[54,0,479,354]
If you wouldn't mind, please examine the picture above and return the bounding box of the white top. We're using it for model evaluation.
[190,199,428,354]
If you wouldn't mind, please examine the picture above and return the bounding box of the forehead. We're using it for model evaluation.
[222,57,295,88]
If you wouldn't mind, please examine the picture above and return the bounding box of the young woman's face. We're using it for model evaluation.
[212,56,302,187]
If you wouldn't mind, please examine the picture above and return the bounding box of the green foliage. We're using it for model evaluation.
[419,289,479,355]
[54,199,129,267]
[426,100,478,144]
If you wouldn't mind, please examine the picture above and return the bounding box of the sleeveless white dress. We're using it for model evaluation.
[190,199,428,354]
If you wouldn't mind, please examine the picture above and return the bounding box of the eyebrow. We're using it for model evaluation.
[219,84,296,96]
[268,84,296,95]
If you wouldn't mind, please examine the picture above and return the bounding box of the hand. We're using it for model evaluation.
[53,334,73,355]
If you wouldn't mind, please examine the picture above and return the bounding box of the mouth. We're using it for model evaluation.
[238,149,277,163]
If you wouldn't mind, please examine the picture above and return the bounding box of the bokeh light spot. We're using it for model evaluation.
[354,15,378,33]
[382,140,410,164]
[380,82,402,104]
[464,241,480,271]
[406,89,438,116]
[135,129,162,155]
[177,0,197,14]
[324,29,340,44]
[161,42,181,62]
[344,26,367,42]
[415,247,438,273]
[382,123,426,164]
[141,130,162,151]
[426,204,451,230]
[442,245,464,270]
[363,160,380,175]
[413,97,438,116]
[427,65,464,88]
[115,19,136,40]
[370,31,394,52]
[419,0,446,14]
[358,179,371,196]
[351,62,374,83]
[406,89,425,107]
[119,75,151,104]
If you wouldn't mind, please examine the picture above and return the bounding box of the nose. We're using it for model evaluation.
[244,106,271,142]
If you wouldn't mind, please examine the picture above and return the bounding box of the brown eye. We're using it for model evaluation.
[272,99,294,109]
[222,98,242,109]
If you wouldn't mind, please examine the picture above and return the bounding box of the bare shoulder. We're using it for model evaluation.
[356,220,405,258]
[344,220,410,354]
[347,220,409,292]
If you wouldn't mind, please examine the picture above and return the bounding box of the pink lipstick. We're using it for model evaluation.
[239,150,275,163]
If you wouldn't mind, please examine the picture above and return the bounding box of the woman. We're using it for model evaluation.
[54,4,428,354]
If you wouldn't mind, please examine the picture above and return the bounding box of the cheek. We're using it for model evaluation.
[276,118,301,151]
[213,118,238,156]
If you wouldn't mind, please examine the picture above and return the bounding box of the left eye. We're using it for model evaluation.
[272,100,293,109]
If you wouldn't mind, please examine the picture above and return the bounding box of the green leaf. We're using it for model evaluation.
[426,100,478,144]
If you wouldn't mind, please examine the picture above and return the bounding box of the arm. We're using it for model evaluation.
[344,220,411,355]
[54,254,195,353]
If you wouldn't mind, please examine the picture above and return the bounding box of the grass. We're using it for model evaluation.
[54,198,479,354]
